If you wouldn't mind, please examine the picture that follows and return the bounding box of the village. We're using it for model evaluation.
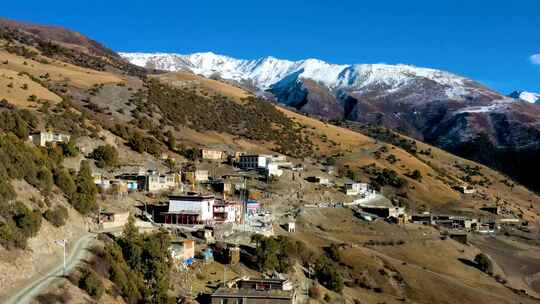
[28,130,528,303]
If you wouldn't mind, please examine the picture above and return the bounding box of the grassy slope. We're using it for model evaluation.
[1,38,539,304]
[157,71,538,222]
[154,72,250,102]
[0,49,122,88]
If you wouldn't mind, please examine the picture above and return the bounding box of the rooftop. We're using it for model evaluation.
[169,194,214,201]
[211,287,292,299]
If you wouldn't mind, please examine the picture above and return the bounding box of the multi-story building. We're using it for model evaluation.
[239,154,287,177]
[239,154,268,170]
[213,200,244,224]
[201,148,224,161]
[146,171,179,192]
[344,182,369,196]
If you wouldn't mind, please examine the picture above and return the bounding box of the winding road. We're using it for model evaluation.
[3,223,156,304]
[3,233,96,304]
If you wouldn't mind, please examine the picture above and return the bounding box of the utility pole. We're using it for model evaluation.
[55,239,67,276]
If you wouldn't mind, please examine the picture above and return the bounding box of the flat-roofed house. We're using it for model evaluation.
[201,148,224,161]
[164,194,215,225]
[185,170,209,184]
[344,182,369,196]
[307,176,330,185]
[239,154,268,170]
[29,131,70,147]
[146,171,179,193]
[213,200,244,224]
[211,278,294,304]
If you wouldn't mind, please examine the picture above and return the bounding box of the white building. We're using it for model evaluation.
[238,154,287,177]
[239,154,268,170]
[29,131,70,147]
[146,171,179,193]
[165,194,215,224]
[345,182,369,196]
[201,149,224,161]
[185,170,209,184]
[213,201,243,224]
[266,163,283,177]
[308,176,330,185]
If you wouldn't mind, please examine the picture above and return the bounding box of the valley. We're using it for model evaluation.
[0,17,538,304]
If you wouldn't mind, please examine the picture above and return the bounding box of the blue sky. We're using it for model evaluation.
[3,0,539,93]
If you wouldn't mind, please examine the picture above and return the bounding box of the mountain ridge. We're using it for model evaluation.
[120,51,490,95]
[122,52,540,192]
[509,90,540,104]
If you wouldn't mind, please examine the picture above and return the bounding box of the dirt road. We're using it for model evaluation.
[3,233,96,304]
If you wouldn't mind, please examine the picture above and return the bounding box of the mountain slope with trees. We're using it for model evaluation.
[0,18,539,304]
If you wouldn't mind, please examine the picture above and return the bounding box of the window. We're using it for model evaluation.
[221,299,243,304]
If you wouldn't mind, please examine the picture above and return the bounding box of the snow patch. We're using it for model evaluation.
[518,91,540,104]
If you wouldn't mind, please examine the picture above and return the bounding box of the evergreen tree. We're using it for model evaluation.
[54,168,76,199]
[120,216,144,273]
[142,230,171,304]
[72,160,97,215]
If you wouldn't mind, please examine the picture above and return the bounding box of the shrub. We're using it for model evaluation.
[362,164,406,189]
[37,166,53,195]
[0,203,43,248]
[59,137,78,157]
[43,205,69,227]
[89,145,118,168]
[13,204,42,239]
[406,169,423,182]
[128,131,146,153]
[78,267,104,299]
[54,168,77,199]
[142,79,313,158]
[326,243,342,262]
[474,253,493,274]
[315,255,344,292]
[180,147,199,161]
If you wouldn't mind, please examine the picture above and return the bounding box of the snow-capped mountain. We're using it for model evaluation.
[121,52,479,99]
[122,51,540,192]
[509,90,540,104]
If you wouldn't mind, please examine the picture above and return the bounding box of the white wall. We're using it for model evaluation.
[169,198,214,221]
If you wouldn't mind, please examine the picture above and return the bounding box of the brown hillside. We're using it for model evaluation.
[152,70,538,220]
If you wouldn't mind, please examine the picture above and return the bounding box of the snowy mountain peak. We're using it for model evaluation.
[509,91,540,104]
[119,52,471,95]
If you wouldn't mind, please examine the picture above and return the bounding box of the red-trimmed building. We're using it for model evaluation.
[163,194,215,225]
